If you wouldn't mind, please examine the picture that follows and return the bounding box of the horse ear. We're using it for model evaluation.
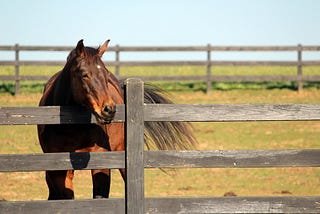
[75,39,85,57]
[98,39,110,57]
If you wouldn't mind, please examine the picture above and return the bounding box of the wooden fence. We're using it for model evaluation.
[1,44,320,94]
[0,78,320,213]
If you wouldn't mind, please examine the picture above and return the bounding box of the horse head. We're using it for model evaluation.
[67,39,116,124]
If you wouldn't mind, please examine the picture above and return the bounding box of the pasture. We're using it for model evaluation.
[1,65,320,94]
[0,65,319,201]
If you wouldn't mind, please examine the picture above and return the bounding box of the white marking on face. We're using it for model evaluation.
[97,65,101,70]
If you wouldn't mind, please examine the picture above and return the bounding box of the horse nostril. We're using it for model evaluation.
[103,105,116,115]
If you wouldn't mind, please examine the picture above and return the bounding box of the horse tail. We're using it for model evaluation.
[143,84,197,150]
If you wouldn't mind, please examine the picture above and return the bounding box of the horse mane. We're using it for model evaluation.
[39,71,61,106]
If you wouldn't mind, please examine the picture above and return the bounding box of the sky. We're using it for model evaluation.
[1,0,320,60]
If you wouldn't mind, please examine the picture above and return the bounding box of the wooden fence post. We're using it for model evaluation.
[115,45,120,77]
[125,78,145,214]
[297,44,303,92]
[14,44,20,95]
[206,43,211,94]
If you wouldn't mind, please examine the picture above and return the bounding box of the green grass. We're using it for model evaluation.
[113,65,320,77]
[1,65,320,76]
[0,65,319,201]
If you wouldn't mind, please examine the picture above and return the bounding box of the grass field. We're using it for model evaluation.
[1,65,320,94]
[0,65,319,201]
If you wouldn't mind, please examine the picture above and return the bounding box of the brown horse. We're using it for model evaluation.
[37,39,196,200]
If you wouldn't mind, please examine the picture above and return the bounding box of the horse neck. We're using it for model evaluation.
[109,72,123,97]
[52,68,76,106]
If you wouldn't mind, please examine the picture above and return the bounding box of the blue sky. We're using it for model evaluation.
[1,0,320,60]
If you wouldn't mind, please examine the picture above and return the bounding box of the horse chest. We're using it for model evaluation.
[40,124,110,152]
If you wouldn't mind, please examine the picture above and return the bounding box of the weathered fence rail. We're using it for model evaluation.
[1,104,319,125]
[1,44,320,94]
[1,149,319,172]
[0,79,320,213]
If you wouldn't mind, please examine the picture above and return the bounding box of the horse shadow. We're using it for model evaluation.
[59,106,93,170]
[69,152,90,170]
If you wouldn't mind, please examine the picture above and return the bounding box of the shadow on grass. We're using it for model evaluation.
[0,83,15,95]
[0,82,45,95]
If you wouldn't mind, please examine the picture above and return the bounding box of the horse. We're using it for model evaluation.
[37,39,196,200]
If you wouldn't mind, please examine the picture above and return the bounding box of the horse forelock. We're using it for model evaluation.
[66,46,101,65]
[83,47,100,61]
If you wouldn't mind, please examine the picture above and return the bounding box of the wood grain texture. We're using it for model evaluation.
[0,198,125,214]
[125,78,145,214]
[1,197,319,214]
[144,104,320,122]
[1,149,318,172]
[0,105,125,125]
[0,152,125,172]
[144,149,320,168]
[1,104,319,125]
[144,197,320,213]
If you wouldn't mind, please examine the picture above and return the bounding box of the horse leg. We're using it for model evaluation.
[91,169,111,198]
[46,170,74,200]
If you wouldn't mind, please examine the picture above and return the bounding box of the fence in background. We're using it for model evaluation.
[1,44,320,94]
[0,79,319,213]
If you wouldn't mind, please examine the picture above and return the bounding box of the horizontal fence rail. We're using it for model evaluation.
[1,104,320,125]
[1,197,320,214]
[2,60,320,67]
[1,44,320,94]
[0,149,319,172]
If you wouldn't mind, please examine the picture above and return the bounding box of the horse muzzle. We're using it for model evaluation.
[94,105,116,124]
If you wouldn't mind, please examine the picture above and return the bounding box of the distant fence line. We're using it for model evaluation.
[1,44,320,94]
